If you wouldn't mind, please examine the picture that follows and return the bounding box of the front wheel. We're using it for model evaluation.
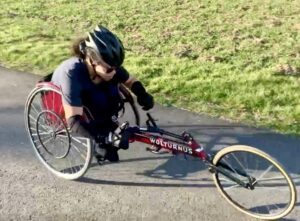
[212,145,296,220]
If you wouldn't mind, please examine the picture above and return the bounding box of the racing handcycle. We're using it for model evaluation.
[24,81,297,220]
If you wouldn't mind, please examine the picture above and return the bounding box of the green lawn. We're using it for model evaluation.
[0,0,299,135]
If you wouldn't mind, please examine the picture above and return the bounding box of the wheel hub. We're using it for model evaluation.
[50,129,57,139]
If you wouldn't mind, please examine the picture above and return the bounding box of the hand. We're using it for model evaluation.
[120,126,140,149]
[131,81,154,111]
[137,93,154,111]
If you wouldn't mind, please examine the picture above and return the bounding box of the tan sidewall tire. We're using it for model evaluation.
[212,145,296,220]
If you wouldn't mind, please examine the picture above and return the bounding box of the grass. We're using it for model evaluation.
[0,0,299,135]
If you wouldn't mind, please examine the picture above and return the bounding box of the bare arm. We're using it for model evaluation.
[63,103,83,120]
[63,104,96,139]
[123,76,138,89]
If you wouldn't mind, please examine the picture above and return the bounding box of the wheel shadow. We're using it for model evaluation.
[78,176,214,188]
[78,122,300,218]
[78,154,215,188]
[79,123,300,185]
[246,202,300,221]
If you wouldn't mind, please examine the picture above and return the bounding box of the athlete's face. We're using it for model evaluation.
[91,57,116,81]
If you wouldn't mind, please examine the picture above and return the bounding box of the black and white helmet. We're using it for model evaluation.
[85,25,125,67]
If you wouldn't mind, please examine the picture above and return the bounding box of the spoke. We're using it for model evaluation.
[30,102,41,115]
[30,126,37,132]
[257,192,281,216]
[68,152,77,174]
[29,114,38,122]
[43,92,50,111]
[224,183,240,190]
[37,134,53,143]
[219,175,247,190]
[71,136,89,148]
[56,134,69,138]
[54,120,65,132]
[222,157,240,176]
[255,165,274,182]
[68,156,76,174]
[218,177,238,185]
[59,99,63,116]
[71,143,87,161]
[59,136,87,160]
[37,132,51,136]
[257,176,287,182]
[33,112,52,131]
[255,186,280,191]
[68,147,82,172]
[61,138,86,160]
[264,199,272,215]
[58,137,68,158]
[41,136,54,147]
[255,180,291,192]
[269,202,280,212]
[231,153,248,175]
[49,113,61,129]
[52,91,55,112]
[254,206,259,215]
[39,94,46,111]
[55,135,69,148]
[35,142,43,149]
[56,120,63,130]
[62,153,74,174]
[38,123,53,133]
[30,120,51,132]
[254,154,259,174]
[41,113,48,127]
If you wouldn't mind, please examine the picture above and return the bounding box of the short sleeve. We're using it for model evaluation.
[60,69,83,107]
[51,57,87,107]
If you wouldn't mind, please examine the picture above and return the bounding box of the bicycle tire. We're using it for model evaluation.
[212,145,296,220]
[24,86,92,180]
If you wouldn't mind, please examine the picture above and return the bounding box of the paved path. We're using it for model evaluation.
[0,66,299,220]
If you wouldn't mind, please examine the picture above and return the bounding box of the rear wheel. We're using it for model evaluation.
[25,85,92,180]
[212,145,296,220]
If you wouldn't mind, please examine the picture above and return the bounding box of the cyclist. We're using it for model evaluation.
[51,25,154,162]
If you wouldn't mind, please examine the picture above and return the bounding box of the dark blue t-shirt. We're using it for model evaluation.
[51,57,129,123]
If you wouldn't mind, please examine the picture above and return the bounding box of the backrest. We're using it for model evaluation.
[37,82,67,125]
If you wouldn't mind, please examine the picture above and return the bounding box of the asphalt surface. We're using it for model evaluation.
[0,66,299,221]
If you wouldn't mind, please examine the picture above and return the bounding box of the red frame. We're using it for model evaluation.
[129,130,208,161]
[37,82,208,161]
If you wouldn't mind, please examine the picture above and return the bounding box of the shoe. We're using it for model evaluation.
[105,146,119,162]
[94,143,107,165]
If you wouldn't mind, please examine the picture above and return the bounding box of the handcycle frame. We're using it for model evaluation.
[124,113,255,190]
[25,81,296,220]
